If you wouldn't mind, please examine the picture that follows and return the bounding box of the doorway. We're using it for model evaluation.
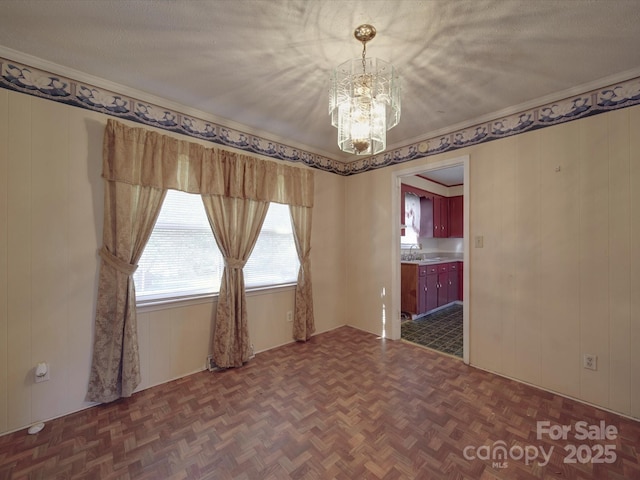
[390,155,470,364]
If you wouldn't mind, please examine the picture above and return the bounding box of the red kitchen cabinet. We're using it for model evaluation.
[436,264,449,306]
[417,269,427,314]
[433,196,449,238]
[417,194,446,238]
[425,266,438,312]
[447,262,460,303]
[449,195,463,238]
[403,261,463,315]
[401,184,462,239]
[435,262,461,307]
[401,263,430,315]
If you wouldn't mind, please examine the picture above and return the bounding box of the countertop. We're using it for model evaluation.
[400,255,463,266]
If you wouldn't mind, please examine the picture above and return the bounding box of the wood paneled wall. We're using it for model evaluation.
[346,105,640,419]
[0,89,346,435]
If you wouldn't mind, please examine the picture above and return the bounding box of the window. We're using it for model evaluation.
[401,192,420,246]
[133,190,299,302]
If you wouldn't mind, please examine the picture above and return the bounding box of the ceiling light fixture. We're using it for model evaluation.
[329,24,401,155]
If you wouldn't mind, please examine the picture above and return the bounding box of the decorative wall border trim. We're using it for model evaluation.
[1,55,639,176]
[0,57,346,175]
[344,76,640,175]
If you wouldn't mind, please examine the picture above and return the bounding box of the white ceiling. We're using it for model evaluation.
[418,165,465,187]
[1,0,639,163]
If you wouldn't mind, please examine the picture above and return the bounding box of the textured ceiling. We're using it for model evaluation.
[0,0,639,162]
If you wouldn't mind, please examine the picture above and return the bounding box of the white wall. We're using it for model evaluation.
[0,89,346,435]
[345,105,640,419]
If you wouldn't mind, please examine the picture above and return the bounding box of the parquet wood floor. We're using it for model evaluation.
[1,326,639,480]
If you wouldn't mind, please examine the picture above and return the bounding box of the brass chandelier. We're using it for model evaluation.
[329,24,401,155]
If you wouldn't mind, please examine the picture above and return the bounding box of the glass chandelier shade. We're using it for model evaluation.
[329,26,401,155]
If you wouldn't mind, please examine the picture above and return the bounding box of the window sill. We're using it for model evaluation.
[136,283,297,313]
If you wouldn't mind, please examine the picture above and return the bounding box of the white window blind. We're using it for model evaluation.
[133,190,299,302]
[244,200,300,288]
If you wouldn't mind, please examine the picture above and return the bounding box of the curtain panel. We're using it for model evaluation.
[290,205,315,341]
[86,183,166,402]
[87,119,315,403]
[202,195,270,367]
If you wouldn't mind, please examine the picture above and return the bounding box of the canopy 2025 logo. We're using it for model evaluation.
[462,420,618,469]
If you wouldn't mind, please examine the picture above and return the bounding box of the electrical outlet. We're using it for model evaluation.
[583,354,597,371]
[286,311,293,322]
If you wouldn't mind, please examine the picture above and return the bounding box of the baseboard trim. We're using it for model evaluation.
[470,364,640,423]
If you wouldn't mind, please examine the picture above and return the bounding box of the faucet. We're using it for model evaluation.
[408,244,419,260]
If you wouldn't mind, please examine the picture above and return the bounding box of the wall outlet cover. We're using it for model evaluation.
[583,354,597,371]
[34,363,50,383]
[206,354,215,372]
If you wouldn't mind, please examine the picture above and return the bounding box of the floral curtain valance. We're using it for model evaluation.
[102,119,314,207]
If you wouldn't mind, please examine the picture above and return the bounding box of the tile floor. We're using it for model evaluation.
[401,303,463,357]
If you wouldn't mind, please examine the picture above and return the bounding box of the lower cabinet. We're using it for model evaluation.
[425,271,438,312]
[401,263,428,315]
[401,261,463,315]
[446,262,460,304]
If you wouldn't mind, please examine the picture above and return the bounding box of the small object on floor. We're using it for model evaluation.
[27,422,45,435]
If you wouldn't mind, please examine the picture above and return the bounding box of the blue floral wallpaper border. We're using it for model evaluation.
[345,78,640,175]
[1,56,639,176]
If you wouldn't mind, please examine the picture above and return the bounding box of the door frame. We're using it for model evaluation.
[390,155,470,365]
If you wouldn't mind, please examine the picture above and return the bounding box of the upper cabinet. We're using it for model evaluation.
[401,185,463,239]
[433,196,449,238]
[449,195,463,238]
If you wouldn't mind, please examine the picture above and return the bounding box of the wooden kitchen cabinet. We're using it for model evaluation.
[449,195,463,238]
[435,264,449,306]
[403,262,462,316]
[401,263,428,315]
[446,262,460,303]
[401,184,462,239]
[419,193,453,239]
[414,193,444,239]
[424,264,439,312]
[433,196,449,238]
[400,184,464,238]
[435,262,461,306]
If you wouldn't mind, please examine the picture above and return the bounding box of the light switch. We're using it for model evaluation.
[474,236,484,248]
